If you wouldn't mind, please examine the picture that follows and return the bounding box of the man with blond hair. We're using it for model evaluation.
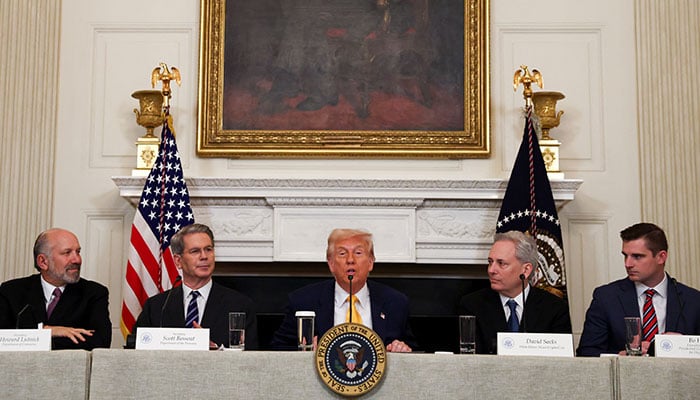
[272,228,415,352]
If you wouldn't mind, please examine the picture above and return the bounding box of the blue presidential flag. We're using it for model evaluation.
[497,106,567,297]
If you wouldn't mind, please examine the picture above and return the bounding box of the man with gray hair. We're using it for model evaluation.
[0,228,111,349]
[131,223,258,349]
[458,231,571,354]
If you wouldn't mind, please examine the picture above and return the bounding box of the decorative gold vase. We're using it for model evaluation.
[532,91,565,176]
[131,90,164,172]
[532,91,565,140]
[132,90,165,137]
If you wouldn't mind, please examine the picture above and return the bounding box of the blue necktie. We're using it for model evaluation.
[185,291,200,328]
[507,299,520,332]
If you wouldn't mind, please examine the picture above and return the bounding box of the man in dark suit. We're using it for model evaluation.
[0,228,112,349]
[577,222,700,356]
[271,228,415,352]
[131,223,258,349]
[459,231,571,354]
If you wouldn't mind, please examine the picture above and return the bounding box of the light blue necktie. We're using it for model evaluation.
[506,299,520,332]
[185,291,200,328]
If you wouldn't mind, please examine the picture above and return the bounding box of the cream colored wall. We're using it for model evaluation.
[0,1,60,280]
[636,0,700,286]
[5,0,671,348]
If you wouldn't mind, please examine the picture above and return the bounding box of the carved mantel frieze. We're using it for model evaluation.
[112,177,582,264]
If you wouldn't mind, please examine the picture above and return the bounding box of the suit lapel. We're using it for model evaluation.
[665,275,682,332]
[522,288,546,330]
[617,279,640,318]
[29,275,49,321]
[201,283,221,327]
[165,286,186,326]
[47,280,83,324]
[486,290,508,332]
[368,282,387,336]
[521,288,536,329]
[316,281,336,334]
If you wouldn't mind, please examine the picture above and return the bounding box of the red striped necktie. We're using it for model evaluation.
[642,289,659,341]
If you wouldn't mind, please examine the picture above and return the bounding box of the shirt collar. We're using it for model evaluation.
[635,274,668,299]
[499,284,530,309]
[334,281,370,307]
[40,275,65,303]
[183,279,213,300]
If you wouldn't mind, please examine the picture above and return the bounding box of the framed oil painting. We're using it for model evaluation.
[197,0,489,158]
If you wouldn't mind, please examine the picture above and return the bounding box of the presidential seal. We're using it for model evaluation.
[315,323,386,397]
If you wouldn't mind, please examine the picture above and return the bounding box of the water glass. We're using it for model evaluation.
[459,315,476,354]
[228,312,246,350]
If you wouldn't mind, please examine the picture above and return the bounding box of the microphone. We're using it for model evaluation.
[348,275,354,324]
[669,275,686,331]
[519,274,527,332]
[160,275,182,327]
[16,304,32,329]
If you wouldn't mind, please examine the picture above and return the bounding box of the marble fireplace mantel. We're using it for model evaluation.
[112,177,582,265]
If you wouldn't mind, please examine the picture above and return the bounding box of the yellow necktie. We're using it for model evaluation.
[345,295,363,324]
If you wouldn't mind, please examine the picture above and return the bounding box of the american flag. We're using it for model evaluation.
[120,117,194,338]
[496,105,567,298]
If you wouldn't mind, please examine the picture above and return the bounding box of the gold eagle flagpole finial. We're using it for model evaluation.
[151,62,181,109]
[513,65,543,106]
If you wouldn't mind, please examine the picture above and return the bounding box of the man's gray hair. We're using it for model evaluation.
[33,229,53,271]
[494,231,539,280]
[170,223,214,255]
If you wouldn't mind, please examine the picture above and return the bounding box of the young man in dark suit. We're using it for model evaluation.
[271,228,415,352]
[459,231,571,354]
[577,222,700,356]
[0,228,112,349]
[131,223,258,349]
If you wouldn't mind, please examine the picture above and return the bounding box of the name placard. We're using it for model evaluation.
[655,334,700,358]
[497,332,574,357]
[135,327,210,350]
[0,329,51,351]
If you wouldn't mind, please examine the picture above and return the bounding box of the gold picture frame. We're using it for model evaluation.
[197,0,489,158]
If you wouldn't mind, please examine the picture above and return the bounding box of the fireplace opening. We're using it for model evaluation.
[214,261,489,353]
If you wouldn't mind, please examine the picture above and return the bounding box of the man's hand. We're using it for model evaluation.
[192,321,219,349]
[386,339,412,353]
[44,325,94,344]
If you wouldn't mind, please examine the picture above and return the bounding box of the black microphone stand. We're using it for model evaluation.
[348,275,354,324]
[519,274,527,333]
[16,304,32,329]
[160,275,182,328]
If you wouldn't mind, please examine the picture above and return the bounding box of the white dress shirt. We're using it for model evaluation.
[333,282,372,328]
[635,275,668,334]
[499,285,530,323]
[182,280,213,325]
[40,275,65,310]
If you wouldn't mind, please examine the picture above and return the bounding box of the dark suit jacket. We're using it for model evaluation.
[271,280,416,350]
[0,274,112,350]
[458,286,572,354]
[577,276,700,356]
[132,281,258,349]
